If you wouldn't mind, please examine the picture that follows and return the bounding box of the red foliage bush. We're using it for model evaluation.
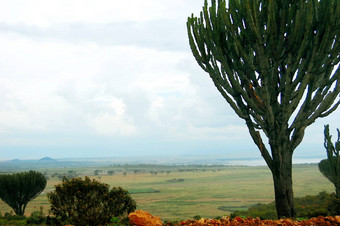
[128,210,340,226]
[176,216,340,225]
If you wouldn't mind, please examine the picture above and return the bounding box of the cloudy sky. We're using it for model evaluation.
[0,0,339,161]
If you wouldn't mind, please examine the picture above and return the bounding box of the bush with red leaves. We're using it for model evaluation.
[175,216,340,226]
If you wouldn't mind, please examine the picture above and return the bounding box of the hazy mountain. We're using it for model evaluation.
[39,157,57,161]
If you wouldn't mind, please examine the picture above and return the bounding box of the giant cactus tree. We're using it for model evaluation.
[319,125,340,197]
[187,0,340,218]
[0,170,47,216]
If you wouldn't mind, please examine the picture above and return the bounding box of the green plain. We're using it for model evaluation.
[0,164,334,221]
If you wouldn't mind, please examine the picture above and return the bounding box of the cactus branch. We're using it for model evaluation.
[319,125,340,197]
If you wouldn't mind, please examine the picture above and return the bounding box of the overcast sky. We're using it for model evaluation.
[0,0,339,161]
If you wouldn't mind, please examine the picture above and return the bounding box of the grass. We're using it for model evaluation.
[0,164,334,221]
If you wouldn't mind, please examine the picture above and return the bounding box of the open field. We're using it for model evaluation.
[0,164,334,221]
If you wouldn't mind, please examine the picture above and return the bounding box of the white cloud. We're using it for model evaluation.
[0,0,202,27]
[148,96,165,123]
[0,31,214,139]
[90,96,136,136]
[0,0,153,27]
[92,112,136,136]
[185,125,250,141]
[1,0,337,160]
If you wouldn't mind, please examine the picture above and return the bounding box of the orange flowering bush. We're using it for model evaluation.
[48,176,136,225]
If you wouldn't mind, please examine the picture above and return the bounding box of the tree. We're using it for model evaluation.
[319,124,340,197]
[94,169,101,175]
[0,170,47,216]
[187,0,340,218]
[107,170,115,175]
[48,176,136,225]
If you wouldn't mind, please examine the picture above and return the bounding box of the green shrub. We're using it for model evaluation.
[328,193,340,215]
[47,176,136,225]
[0,217,26,225]
[4,211,13,218]
[4,214,26,221]
[0,211,26,225]
[230,203,277,220]
[193,215,201,220]
[26,207,46,225]
[230,191,336,219]
[294,191,330,218]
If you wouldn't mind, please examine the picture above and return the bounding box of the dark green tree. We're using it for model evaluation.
[48,176,136,225]
[187,0,340,218]
[0,170,47,216]
[319,124,340,197]
[107,170,115,175]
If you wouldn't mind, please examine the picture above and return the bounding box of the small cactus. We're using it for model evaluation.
[318,125,340,197]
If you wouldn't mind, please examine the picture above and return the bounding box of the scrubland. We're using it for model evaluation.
[0,164,333,221]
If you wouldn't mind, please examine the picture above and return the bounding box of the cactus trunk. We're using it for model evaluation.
[271,145,295,218]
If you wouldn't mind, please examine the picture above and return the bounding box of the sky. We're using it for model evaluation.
[0,0,339,161]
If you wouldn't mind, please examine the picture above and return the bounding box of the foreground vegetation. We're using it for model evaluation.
[1,192,339,225]
[0,164,334,222]
[230,191,340,220]
[48,177,136,225]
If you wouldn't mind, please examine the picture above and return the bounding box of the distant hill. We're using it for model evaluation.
[39,157,57,161]
[0,157,96,171]
[0,155,321,171]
